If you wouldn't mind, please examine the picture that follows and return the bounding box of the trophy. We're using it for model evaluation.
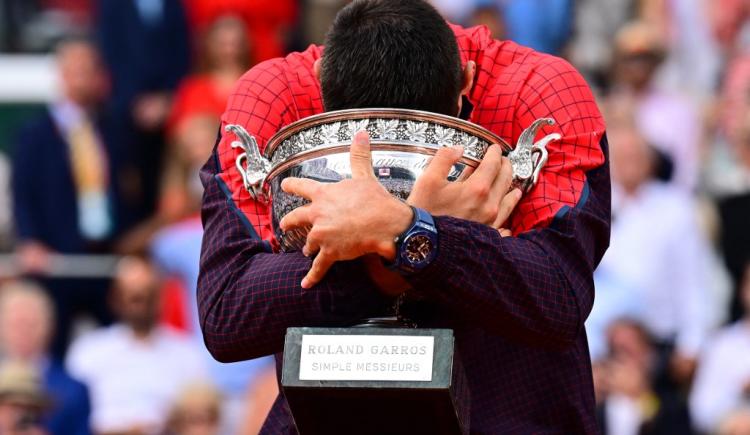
[227,108,559,434]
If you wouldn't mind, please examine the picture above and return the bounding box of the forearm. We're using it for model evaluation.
[198,169,390,362]
[406,211,604,350]
[199,248,388,361]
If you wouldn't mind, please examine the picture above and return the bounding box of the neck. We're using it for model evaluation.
[129,323,156,340]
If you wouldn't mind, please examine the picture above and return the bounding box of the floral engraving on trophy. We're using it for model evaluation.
[433,125,455,148]
[376,118,399,140]
[406,120,428,143]
[347,119,370,137]
[320,122,341,145]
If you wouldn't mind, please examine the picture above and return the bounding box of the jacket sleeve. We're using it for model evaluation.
[197,57,390,362]
[406,55,611,351]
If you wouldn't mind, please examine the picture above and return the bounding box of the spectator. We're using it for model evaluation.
[0,281,91,435]
[594,319,693,435]
[66,255,207,435]
[597,121,715,385]
[497,0,574,55]
[566,0,634,92]
[167,16,249,140]
[0,361,50,435]
[606,20,702,191]
[152,114,276,432]
[96,0,191,226]
[705,59,750,321]
[690,262,750,433]
[11,37,117,358]
[0,152,12,250]
[183,0,297,64]
[718,409,750,435]
[163,382,221,435]
[468,3,505,40]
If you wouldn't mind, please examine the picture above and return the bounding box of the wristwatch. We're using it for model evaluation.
[389,206,439,275]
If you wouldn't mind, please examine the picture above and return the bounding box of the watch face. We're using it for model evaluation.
[404,233,434,264]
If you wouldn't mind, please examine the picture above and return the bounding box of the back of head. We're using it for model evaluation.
[321,0,462,116]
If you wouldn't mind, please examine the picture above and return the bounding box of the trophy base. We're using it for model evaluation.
[281,326,469,435]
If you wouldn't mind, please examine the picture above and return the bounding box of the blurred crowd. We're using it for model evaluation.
[0,0,748,434]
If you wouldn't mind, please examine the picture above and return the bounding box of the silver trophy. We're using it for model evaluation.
[226,108,560,251]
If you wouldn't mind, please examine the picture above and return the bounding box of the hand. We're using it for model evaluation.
[280,131,413,289]
[408,144,522,233]
[669,352,697,386]
[16,241,52,274]
[132,92,171,130]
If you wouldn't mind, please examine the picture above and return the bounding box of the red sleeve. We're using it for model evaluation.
[214,46,323,246]
[507,54,606,232]
[454,24,606,233]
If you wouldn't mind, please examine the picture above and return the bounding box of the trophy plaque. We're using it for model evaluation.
[227,108,559,434]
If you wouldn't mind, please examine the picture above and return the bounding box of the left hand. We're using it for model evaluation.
[280,131,413,289]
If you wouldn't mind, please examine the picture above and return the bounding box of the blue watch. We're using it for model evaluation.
[389,206,439,275]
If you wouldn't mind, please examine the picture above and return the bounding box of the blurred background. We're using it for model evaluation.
[0,0,748,434]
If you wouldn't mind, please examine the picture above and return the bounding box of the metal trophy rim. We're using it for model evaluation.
[264,107,510,157]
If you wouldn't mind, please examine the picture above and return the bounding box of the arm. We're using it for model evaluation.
[198,57,390,362]
[405,55,610,350]
[198,157,390,362]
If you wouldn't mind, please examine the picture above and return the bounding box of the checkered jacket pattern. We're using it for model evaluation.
[198,24,610,434]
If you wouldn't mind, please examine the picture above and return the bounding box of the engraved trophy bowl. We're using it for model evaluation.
[226,108,560,252]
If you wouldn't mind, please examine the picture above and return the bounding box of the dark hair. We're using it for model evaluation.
[321,0,463,116]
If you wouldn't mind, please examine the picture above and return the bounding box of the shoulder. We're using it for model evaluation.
[229,45,321,105]
[45,361,88,394]
[15,110,56,142]
[68,325,123,356]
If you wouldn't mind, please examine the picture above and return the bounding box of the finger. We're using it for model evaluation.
[423,146,464,181]
[281,177,321,200]
[302,234,320,257]
[279,206,313,232]
[491,156,514,198]
[493,188,522,229]
[499,228,512,237]
[301,250,336,288]
[468,144,502,188]
[350,130,375,179]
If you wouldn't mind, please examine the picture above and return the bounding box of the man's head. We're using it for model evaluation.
[111,256,162,336]
[318,0,474,116]
[0,362,49,435]
[607,122,657,194]
[0,282,54,362]
[55,37,108,108]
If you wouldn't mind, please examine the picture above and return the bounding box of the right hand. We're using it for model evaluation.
[408,144,522,233]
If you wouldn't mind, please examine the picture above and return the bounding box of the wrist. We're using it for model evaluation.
[377,198,414,261]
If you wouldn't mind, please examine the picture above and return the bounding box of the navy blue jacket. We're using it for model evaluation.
[44,360,91,435]
[11,109,121,252]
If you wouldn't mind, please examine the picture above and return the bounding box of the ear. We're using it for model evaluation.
[456,61,476,116]
[461,61,476,96]
[313,58,322,81]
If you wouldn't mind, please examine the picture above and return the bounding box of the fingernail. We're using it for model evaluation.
[354,130,369,142]
[515,189,523,199]
[301,278,310,288]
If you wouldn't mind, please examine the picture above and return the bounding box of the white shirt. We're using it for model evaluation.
[66,324,207,434]
[597,182,713,357]
[689,321,750,433]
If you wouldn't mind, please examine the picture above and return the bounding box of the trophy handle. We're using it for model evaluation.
[226,124,272,203]
[508,118,561,192]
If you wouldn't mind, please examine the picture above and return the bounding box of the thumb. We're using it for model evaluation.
[350,130,375,179]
